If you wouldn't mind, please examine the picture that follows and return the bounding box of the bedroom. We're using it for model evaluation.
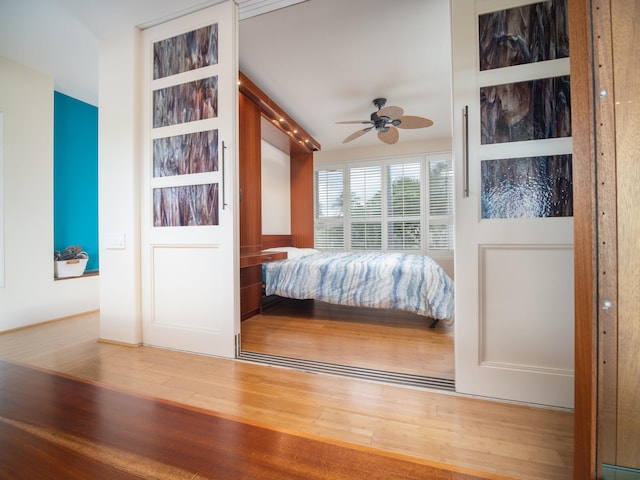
[235,0,458,387]
[0,0,574,407]
[235,0,574,408]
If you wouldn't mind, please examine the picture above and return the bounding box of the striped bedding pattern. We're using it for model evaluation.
[264,252,454,321]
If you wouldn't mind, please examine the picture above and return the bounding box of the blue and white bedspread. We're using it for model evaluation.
[264,252,454,321]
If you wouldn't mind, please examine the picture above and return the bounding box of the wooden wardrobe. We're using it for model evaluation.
[238,72,320,320]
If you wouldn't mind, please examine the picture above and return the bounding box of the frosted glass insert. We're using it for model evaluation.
[481,155,572,219]
[153,183,219,227]
[153,24,218,79]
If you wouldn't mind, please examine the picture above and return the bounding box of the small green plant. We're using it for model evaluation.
[54,245,88,261]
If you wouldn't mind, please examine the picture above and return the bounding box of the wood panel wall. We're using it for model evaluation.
[239,92,262,255]
[290,151,314,248]
[609,0,640,468]
[571,0,640,476]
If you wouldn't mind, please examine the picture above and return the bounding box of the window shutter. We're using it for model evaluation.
[349,166,382,250]
[387,162,421,250]
[428,157,454,250]
[314,154,454,254]
[387,163,421,217]
[314,224,344,249]
[315,169,344,219]
[314,169,345,249]
[428,158,453,216]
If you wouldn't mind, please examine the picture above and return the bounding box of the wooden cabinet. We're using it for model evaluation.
[240,251,287,320]
[238,72,319,320]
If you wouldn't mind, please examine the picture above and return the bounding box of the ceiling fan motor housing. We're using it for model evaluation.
[371,111,391,131]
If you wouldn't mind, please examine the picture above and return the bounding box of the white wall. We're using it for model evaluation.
[0,57,99,331]
[97,31,143,345]
[261,140,291,234]
[314,138,452,164]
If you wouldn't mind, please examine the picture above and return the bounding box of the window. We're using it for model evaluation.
[427,156,454,251]
[314,153,454,256]
[350,165,382,249]
[314,168,344,249]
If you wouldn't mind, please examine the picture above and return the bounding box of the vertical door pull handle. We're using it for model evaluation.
[222,141,228,209]
[463,105,469,198]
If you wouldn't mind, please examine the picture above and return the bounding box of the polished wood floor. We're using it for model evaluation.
[0,312,573,480]
[0,360,490,479]
[241,299,454,379]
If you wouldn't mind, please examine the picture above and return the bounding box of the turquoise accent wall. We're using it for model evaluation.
[54,92,99,271]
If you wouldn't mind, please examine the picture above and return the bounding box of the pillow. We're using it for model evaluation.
[263,246,320,259]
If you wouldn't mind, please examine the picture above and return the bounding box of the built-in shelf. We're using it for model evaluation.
[54,270,99,281]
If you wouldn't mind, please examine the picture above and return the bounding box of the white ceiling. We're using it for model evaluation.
[0,0,452,152]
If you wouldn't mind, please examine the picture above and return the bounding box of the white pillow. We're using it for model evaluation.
[263,247,320,259]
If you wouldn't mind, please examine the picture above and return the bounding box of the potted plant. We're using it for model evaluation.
[54,245,89,278]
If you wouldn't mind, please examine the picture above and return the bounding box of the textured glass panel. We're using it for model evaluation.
[153,76,218,128]
[481,155,573,219]
[153,183,218,226]
[153,24,218,79]
[153,130,218,177]
[480,76,571,144]
[478,0,569,71]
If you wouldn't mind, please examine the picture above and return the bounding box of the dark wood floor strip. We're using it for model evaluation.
[0,360,506,480]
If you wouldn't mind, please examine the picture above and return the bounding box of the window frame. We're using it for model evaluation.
[314,152,454,258]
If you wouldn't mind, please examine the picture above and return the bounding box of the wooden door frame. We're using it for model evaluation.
[568,0,599,478]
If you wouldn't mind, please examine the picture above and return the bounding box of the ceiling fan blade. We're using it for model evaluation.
[343,127,373,143]
[396,115,434,129]
[336,120,373,124]
[377,105,403,119]
[378,126,399,144]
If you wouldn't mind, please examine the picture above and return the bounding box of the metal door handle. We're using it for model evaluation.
[463,105,469,198]
[222,141,228,209]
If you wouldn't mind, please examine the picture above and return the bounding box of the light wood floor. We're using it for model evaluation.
[241,298,454,379]
[0,312,573,480]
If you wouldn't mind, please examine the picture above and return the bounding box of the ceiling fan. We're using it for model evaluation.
[337,98,434,145]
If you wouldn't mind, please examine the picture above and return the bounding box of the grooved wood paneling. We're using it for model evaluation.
[592,0,619,469]
[612,0,640,468]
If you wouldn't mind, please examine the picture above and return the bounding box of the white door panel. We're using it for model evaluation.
[452,0,574,407]
[141,1,239,358]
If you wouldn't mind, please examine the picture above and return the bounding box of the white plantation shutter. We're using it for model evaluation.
[387,162,421,250]
[350,166,382,249]
[428,156,454,251]
[314,153,454,254]
[314,168,345,249]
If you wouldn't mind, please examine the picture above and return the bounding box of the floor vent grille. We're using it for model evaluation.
[238,350,455,392]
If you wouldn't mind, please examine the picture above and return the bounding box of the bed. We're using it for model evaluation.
[262,248,454,327]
